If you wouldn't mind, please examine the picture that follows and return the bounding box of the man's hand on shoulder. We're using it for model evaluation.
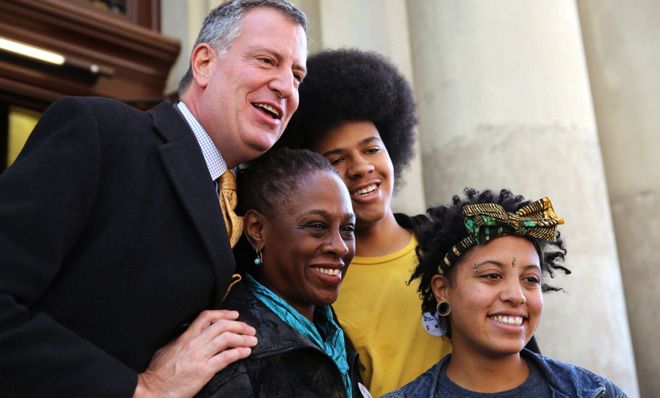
[133,310,257,398]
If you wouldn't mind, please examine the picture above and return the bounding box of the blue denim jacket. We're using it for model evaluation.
[382,349,627,398]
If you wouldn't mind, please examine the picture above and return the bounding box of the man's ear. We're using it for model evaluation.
[431,274,450,304]
[244,209,266,251]
[190,43,216,89]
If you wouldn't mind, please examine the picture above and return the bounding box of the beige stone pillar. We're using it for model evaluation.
[292,0,426,215]
[161,0,220,94]
[578,2,660,396]
[406,0,639,395]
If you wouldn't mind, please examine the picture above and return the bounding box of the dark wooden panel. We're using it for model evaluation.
[129,0,161,31]
[0,0,179,112]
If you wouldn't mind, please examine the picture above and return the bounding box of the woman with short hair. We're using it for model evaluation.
[198,148,362,398]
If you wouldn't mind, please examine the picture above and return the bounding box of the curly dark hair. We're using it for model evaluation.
[277,48,417,187]
[412,188,571,317]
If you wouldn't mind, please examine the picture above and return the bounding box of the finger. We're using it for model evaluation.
[178,320,256,356]
[169,321,255,363]
[185,309,240,335]
[200,319,257,343]
[206,346,253,372]
[207,330,258,358]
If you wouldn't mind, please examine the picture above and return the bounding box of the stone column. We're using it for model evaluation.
[578,1,660,396]
[293,0,426,215]
[161,0,220,94]
[406,0,639,395]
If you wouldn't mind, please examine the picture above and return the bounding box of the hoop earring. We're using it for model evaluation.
[436,301,451,317]
[254,249,263,266]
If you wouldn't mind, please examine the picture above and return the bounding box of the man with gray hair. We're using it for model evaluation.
[0,1,307,397]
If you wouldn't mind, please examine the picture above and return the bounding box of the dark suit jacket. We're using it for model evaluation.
[0,97,236,397]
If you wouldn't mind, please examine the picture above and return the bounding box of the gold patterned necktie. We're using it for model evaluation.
[218,170,243,248]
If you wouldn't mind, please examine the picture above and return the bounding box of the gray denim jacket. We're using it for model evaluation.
[382,349,627,398]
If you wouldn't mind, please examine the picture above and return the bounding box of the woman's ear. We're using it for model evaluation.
[244,209,266,251]
[431,274,450,304]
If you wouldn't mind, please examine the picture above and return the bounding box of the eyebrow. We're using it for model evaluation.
[249,46,307,76]
[320,136,382,157]
[301,209,355,223]
[301,209,330,217]
[473,260,541,272]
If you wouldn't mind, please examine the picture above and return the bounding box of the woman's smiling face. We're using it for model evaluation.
[256,170,355,320]
[432,236,543,358]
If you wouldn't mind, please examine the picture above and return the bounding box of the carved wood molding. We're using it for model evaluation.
[0,0,180,111]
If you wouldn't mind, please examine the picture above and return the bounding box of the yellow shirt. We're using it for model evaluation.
[334,236,452,398]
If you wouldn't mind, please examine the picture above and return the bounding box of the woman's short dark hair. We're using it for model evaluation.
[236,147,336,217]
[234,148,338,273]
[412,188,571,316]
[277,48,417,188]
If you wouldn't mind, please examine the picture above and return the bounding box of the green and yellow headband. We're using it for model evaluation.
[440,197,564,273]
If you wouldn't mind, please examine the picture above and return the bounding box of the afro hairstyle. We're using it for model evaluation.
[277,48,417,186]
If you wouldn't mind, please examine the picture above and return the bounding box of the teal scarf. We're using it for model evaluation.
[245,274,352,398]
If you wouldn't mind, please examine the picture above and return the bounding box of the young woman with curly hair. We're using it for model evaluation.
[383,188,626,398]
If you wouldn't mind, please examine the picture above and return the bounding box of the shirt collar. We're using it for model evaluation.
[176,101,227,181]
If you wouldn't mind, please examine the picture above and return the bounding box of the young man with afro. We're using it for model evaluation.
[277,48,451,398]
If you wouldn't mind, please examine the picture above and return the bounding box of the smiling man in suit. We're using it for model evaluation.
[0,1,307,397]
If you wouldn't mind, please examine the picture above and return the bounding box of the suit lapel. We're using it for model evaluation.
[149,102,235,305]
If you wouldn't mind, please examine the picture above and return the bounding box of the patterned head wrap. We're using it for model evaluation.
[439,197,564,273]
